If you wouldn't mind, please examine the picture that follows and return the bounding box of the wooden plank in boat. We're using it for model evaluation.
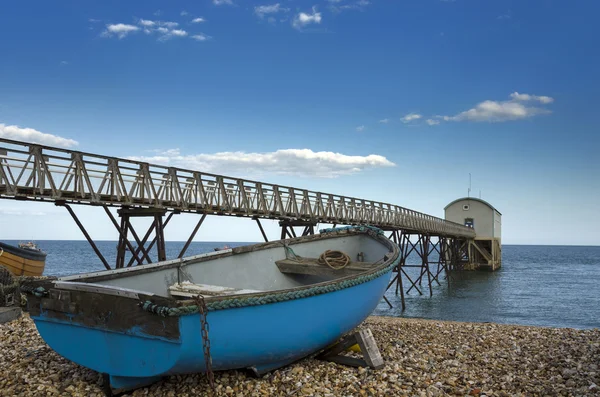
[275,258,373,277]
[169,282,263,298]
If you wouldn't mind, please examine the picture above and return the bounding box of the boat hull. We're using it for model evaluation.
[0,242,46,277]
[31,269,391,388]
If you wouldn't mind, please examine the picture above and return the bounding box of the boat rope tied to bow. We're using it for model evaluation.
[19,285,49,298]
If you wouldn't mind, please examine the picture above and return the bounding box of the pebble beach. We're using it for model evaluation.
[1,314,599,397]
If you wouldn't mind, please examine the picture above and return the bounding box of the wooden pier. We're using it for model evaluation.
[0,137,480,309]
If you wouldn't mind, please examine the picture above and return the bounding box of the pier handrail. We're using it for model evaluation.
[0,138,475,238]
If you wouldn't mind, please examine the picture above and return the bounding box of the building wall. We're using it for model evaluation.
[493,210,502,241]
[445,199,495,238]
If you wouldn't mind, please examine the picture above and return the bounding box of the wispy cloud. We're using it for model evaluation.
[0,123,79,148]
[160,21,179,29]
[426,119,440,126]
[356,125,365,132]
[328,0,371,13]
[129,148,395,178]
[292,7,322,29]
[441,92,554,122]
[158,29,188,41]
[101,23,140,39]
[180,11,189,16]
[401,113,422,123]
[192,17,206,23]
[255,4,290,18]
[101,18,207,42]
[60,60,68,65]
[509,92,554,104]
[213,0,234,5]
[139,19,155,27]
[191,33,211,42]
[0,208,48,216]
[378,118,390,124]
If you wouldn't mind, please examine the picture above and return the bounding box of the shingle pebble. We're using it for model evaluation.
[1,314,599,396]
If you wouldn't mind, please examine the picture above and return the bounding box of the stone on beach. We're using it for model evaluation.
[0,314,599,396]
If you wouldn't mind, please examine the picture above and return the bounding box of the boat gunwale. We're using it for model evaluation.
[38,228,400,310]
[0,241,47,261]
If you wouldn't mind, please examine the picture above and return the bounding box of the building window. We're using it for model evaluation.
[464,218,474,228]
[463,205,470,211]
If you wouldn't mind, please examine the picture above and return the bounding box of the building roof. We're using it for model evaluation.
[444,197,502,215]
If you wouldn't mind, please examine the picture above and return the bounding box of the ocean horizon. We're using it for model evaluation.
[4,240,600,330]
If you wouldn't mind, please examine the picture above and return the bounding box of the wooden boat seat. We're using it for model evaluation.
[275,257,374,278]
[169,281,263,299]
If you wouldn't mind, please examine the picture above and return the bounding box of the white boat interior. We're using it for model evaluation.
[60,233,394,300]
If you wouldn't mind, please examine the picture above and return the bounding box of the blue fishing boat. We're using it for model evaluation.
[24,226,399,395]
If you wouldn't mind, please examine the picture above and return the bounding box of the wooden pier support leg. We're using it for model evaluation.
[104,207,144,268]
[56,202,111,270]
[155,214,166,262]
[178,214,207,258]
[126,211,177,267]
[254,217,269,242]
[126,220,158,267]
[424,235,433,297]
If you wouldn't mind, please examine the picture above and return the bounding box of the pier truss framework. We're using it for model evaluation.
[0,138,475,308]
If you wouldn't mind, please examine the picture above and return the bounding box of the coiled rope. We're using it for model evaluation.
[318,250,350,269]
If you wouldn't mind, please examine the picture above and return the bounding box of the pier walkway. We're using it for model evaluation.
[1,138,476,308]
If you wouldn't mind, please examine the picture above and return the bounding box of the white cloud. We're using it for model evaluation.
[379,118,390,124]
[138,19,155,27]
[443,93,554,122]
[191,34,211,41]
[356,125,365,132]
[255,4,289,18]
[128,148,395,178]
[426,119,440,126]
[158,29,188,41]
[401,113,422,123]
[213,0,233,5]
[192,17,206,23]
[0,123,79,148]
[181,11,189,16]
[102,23,140,39]
[159,21,179,28]
[293,7,322,29]
[509,91,554,104]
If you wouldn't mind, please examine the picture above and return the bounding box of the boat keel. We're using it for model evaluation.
[247,357,305,377]
[102,373,164,396]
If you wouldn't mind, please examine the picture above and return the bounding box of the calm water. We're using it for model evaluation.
[6,241,600,330]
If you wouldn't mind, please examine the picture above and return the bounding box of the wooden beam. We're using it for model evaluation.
[317,328,384,370]
[275,258,373,277]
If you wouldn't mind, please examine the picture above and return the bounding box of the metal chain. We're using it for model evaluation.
[194,294,215,393]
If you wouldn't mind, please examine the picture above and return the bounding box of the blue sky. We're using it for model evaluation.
[1,0,599,245]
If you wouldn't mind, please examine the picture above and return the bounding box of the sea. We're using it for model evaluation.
[6,241,600,330]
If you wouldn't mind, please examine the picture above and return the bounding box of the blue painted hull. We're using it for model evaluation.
[31,268,392,387]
